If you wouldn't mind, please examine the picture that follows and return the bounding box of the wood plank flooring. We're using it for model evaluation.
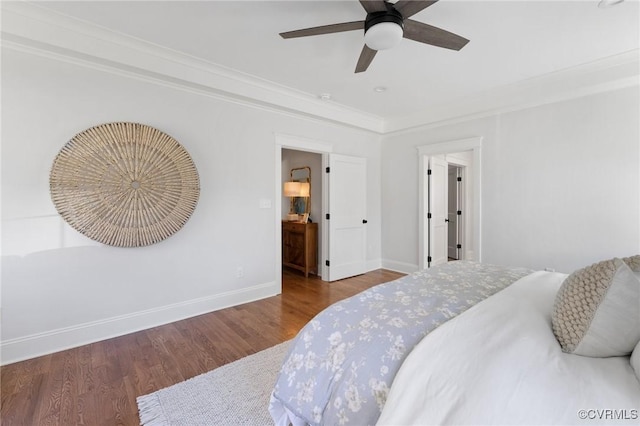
[1,268,404,426]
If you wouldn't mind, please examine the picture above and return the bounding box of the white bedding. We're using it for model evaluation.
[377,271,640,425]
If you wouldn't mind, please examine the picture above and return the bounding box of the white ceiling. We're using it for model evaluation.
[28,0,640,123]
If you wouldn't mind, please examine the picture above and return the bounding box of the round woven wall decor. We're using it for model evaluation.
[50,122,200,247]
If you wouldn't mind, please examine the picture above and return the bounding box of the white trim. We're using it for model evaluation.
[274,133,334,154]
[274,145,284,295]
[385,50,640,134]
[2,2,637,135]
[366,258,383,273]
[381,259,419,274]
[321,154,331,279]
[1,3,384,133]
[417,138,484,157]
[417,137,483,269]
[0,280,279,366]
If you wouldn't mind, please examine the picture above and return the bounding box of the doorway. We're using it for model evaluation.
[275,134,369,290]
[447,164,463,261]
[417,137,482,270]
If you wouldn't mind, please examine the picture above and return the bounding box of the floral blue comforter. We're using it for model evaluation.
[269,261,532,426]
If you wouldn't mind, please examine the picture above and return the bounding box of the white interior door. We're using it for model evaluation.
[328,154,367,281]
[429,156,448,267]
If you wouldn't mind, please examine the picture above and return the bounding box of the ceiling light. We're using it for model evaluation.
[365,22,403,50]
[598,0,624,7]
[373,86,387,93]
[364,10,404,51]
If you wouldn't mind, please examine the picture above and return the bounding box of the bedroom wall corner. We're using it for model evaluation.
[380,86,640,274]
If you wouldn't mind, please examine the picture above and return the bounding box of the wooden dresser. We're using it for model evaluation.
[282,221,318,277]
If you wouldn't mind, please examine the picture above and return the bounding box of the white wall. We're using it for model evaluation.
[0,47,382,364]
[382,87,640,273]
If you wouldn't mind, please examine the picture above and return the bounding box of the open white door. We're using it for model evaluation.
[428,156,448,267]
[328,154,367,281]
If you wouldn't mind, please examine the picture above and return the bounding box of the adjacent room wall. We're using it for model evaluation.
[0,47,382,364]
[281,149,323,270]
[281,149,322,225]
[382,87,640,274]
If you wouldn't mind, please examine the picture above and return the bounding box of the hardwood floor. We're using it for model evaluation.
[1,268,404,426]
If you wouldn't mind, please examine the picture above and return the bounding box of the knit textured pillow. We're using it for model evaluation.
[551,257,640,357]
[623,255,640,276]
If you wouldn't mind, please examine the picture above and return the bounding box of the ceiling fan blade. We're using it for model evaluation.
[280,21,364,39]
[359,0,388,13]
[355,45,377,73]
[393,0,438,18]
[403,19,469,50]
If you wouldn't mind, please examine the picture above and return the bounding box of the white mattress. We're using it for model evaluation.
[377,271,640,425]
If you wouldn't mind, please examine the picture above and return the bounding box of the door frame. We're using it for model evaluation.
[275,133,333,289]
[417,137,483,270]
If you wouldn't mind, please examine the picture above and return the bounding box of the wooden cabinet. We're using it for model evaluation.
[282,221,318,277]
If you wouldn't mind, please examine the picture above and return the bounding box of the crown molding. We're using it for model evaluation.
[2,2,637,136]
[383,49,640,134]
[1,1,385,133]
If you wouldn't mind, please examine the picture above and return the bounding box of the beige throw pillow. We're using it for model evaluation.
[551,257,640,357]
[623,254,640,277]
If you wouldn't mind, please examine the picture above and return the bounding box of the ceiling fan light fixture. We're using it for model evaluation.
[365,21,403,50]
[364,10,404,51]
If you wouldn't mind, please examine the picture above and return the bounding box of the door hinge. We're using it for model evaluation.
[427,213,432,219]
[326,167,330,173]
[457,176,462,182]
[326,213,330,220]
[427,256,432,263]
[457,210,462,216]
[325,260,330,267]
[457,244,462,249]
[427,169,432,175]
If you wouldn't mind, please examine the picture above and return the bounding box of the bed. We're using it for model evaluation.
[269,259,640,426]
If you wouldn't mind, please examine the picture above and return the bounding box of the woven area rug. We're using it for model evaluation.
[137,341,290,425]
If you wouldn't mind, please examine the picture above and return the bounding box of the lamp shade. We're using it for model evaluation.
[298,182,310,197]
[284,181,310,197]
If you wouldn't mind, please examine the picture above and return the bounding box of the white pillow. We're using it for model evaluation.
[632,341,640,382]
[551,257,640,357]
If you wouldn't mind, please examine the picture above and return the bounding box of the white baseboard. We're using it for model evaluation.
[365,258,383,272]
[465,250,476,261]
[1,281,279,366]
[381,259,420,274]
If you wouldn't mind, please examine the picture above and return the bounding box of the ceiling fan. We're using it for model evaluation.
[280,0,470,73]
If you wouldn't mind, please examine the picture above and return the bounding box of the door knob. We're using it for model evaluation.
[362,219,368,224]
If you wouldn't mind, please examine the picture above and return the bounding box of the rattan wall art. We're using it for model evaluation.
[50,122,200,247]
